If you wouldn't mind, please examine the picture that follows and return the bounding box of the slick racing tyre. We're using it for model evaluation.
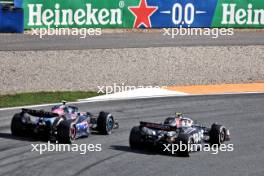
[129,126,143,150]
[11,113,30,136]
[209,124,226,145]
[57,119,76,144]
[175,133,194,157]
[97,111,114,135]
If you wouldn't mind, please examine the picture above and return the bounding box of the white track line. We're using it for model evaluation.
[0,89,263,111]
[79,88,188,101]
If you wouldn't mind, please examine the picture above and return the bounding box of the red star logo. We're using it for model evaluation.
[128,0,158,28]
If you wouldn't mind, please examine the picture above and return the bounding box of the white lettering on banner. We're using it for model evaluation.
[172,3,195,25]
[28,3,122,26]
[221,3,264,25]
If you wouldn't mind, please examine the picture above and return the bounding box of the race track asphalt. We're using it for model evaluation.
[0,31,264,51]
[0,94,264,176]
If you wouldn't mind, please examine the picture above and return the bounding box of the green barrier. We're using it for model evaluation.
[23,0,127,29]
[212,0,264,28]
[23,0,264,29]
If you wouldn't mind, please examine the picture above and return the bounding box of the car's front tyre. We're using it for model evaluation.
[97,111,114,135]
[209,124,226,145]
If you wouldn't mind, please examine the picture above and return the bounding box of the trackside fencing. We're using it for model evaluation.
[23,0,264,29]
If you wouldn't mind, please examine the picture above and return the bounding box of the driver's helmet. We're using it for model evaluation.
[175,112,183,118]
[163,113,183,127]
[164,113,193,128]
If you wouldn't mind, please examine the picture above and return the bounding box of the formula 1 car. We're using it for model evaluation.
[11,101,119,143]
[129,113,230,156]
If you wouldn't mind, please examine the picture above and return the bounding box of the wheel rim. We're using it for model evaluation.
[107,117,114,131]
[220,130,225,143]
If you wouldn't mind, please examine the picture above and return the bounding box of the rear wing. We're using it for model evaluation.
[21,108,59,118]
[140,121,177,131]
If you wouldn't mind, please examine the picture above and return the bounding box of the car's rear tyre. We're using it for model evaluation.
[129,126,144,150]
[97,111,114,135]
[57,120,76,144]
[175,133,194,157]
[209,124,226,145]
[11,113,30,136]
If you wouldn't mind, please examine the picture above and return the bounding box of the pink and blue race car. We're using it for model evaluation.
[11,101,119,143]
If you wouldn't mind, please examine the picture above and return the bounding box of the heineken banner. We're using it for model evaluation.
[23,0,264,29]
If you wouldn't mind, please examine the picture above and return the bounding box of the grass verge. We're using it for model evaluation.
[0,91,101,108]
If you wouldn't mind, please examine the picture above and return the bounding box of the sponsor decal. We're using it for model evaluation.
[212,0,264,28]
[23,0,264,28]
[128,0,157,28]
[221,3,264,25]
[27,3,122,27]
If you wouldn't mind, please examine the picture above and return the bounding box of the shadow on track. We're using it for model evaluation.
[0,132,43,142]
[110,145,183,157]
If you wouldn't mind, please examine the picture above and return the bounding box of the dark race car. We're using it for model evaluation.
[11,101,119,143]
[129,113,230,156]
